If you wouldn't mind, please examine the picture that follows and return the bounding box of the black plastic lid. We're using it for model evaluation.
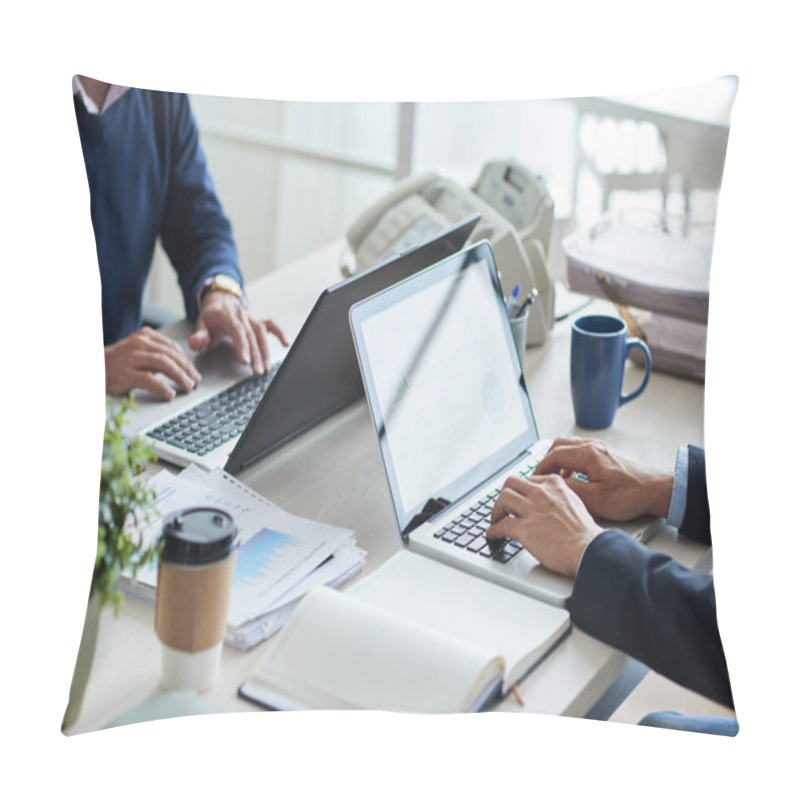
[160,507,238,566]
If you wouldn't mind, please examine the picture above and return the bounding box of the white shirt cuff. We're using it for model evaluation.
[666,445,689,528]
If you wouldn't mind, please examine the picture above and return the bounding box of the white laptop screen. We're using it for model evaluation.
[350,241,539,535]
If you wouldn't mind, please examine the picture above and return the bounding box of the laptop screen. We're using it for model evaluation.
[350,241,539,536]
[224,213,480,474]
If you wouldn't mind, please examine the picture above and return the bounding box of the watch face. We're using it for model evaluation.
[212,275,242,297]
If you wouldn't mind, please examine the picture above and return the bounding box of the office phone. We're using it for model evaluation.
[341,160,555,345]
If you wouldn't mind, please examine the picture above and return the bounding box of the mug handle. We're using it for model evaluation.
[619,338,652,406]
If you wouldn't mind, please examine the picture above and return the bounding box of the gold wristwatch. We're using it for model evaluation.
[200,274,247,306]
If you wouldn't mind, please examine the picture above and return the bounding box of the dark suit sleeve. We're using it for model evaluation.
[680,444,711,545]
[566,446,734,709]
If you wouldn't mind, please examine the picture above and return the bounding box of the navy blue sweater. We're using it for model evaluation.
[74,89,242,345]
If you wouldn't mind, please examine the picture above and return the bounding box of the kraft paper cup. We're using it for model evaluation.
[154,508,238,692]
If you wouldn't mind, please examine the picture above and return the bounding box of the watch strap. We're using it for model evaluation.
[199,274,248,309]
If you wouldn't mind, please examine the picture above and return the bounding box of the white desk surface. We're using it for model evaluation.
[66,241,707,734]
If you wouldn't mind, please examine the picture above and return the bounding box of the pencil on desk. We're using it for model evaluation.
[511,685,525,706]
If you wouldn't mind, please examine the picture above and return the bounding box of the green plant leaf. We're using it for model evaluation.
[94,395,161,613]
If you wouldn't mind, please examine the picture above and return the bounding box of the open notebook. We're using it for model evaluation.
[239,551,570,713]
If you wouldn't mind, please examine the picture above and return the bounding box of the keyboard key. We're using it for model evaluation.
[430,471,532,565]
[147,363,280,455]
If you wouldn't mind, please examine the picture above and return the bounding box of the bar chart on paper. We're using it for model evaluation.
[117,466,361,649]
[226,521,348,627]
[234,529,303,589]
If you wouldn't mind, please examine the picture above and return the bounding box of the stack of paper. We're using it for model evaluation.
[120,466,364,650]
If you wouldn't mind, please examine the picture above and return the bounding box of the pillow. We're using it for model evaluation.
[65,78,737,737]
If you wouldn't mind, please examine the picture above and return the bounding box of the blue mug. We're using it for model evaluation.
[570,314,652,430]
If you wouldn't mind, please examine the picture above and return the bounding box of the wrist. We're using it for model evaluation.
[198,274,247,311]
[569,525,602,578]
[645,470,674,518]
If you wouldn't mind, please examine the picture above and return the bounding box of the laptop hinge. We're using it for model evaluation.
[400,444,539,543]
[403,496,450,542]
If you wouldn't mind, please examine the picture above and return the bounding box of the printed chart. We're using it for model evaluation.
[234,529,303,589]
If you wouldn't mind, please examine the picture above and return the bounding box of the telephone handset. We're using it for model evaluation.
[342,160,555,345]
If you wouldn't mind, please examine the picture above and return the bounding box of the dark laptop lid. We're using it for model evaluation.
[225,214,480,475]
[349,241,539,537]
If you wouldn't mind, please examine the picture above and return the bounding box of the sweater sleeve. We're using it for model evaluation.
[567,530,734,708]
[158,93,242,321]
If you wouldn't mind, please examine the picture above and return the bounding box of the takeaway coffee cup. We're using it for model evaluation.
[570,314,652,430]
[154,507,238,692]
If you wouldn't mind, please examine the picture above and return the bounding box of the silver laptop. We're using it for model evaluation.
[121,215,480,474]
[349,241,649,607]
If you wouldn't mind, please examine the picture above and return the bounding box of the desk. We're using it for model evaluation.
[65,241,708,734]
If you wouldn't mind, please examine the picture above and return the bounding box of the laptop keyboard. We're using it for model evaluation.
[433,462,537,563]
[147,363,280,457]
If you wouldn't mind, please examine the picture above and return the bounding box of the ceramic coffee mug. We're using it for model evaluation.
[570,314,652,429]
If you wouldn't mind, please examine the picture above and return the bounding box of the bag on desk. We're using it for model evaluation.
[239,551,570,713]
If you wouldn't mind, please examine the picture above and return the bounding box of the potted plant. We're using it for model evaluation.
[62,396,161,732]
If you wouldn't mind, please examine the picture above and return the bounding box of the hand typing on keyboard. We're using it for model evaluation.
[106,289,290,402]
[433,489,525,563]
[532,436,673,522]
[188,290,289,378]
[105,326,203,402]
[485,473,603,578]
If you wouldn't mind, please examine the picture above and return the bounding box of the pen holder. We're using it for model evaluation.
[509,308,529,367]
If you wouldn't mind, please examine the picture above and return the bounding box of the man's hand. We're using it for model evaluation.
[486,475,602,577]
[188,291,289,375]
[533,437,673,522]
[105,327,202,401]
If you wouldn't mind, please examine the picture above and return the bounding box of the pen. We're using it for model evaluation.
[514,288,538,318]
[506,284,521,315]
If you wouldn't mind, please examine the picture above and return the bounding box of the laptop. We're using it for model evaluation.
[128,214,480,475]
[349,241,651,607]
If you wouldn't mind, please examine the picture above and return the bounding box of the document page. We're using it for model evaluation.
[349,552,570,690]
[126,467,355,627]
[248,586,504,713]
[182,467,355,625]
